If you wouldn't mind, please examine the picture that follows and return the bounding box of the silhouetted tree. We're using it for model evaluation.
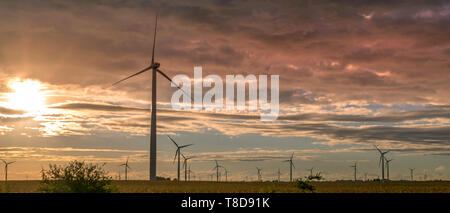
[40,161,115,193]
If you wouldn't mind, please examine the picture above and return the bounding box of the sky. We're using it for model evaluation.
[0,0,449,181]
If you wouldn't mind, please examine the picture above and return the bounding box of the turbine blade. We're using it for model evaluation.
[292,162,296,169]
[111,66,152,87]
[151,14,158,65]
[167,135,179,147]
[156,69,193,101]
[179,144,193,149]
[173,149,179,163]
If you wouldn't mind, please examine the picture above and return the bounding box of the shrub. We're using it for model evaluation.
[40,161,115,193]
[296,179,315,193]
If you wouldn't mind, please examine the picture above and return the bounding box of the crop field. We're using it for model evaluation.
[1,180,450,193]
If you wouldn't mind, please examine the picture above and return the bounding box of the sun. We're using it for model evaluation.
[7,79,47,112]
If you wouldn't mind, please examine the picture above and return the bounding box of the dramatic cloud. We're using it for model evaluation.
[0,0,448,180]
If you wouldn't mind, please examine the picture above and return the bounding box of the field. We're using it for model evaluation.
[1,180,450,193]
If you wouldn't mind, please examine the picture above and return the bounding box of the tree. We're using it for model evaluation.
[40,161,116,193]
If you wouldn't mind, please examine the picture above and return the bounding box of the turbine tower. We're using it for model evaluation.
[168,136,193,181]
[256,167,263,181]
[120,157,131,181]
[282,153,295,182]
[409,168,415,181]
[350,162,357,181]
[385,158,393,180]
[374,145,389,181]
[111,15,190,180]
[181,154,194,181]
[212,160,223,182]
[0,159,15,182]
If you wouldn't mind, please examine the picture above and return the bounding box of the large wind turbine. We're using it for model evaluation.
[385,158,393,180]
[181,154,194,181]
[111,15,190,181]
[120,157,131,181]
[256,167,263,181]
[374,145,389,181]
[1,159,15,182]
[282,153,295,182]
[350,162,357,181]
[168,136,193,181]
[212,160,223,182]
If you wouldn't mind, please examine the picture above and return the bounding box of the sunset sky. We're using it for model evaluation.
[0,0,449,181]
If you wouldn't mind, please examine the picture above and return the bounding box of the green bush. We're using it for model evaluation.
[40,161,116,193]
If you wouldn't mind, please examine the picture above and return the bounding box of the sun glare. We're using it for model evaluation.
[7,79,47,112]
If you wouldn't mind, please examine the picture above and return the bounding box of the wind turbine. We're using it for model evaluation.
[1,159,15,181]
[120,157,131,181]
[111,15,191,181]
[282,153,295,182]
[277,168,281,182]
[409,168,415,181]
[181,154,194,181]
[385,158,393,180]
[223,167,229,182]
[212,160,223,182]
[374,145,389,181]
[187,165,194,181]
[168,136,193,181]
[256,167,263,181]
[350,162,357,181]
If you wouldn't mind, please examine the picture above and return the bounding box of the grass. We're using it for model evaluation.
[0,180,449,193]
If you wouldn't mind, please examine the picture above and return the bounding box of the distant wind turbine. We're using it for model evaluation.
[1,159,15,182]
[168,136,193,181]
[256,167,263,181]
[409,168,415,181]
[282,153,295,182]
[277,168,281,182]
[181,154,194,181]
[120,157,131,181]
[212,160,224,182]
[187,165,194,181]
[223,167,229,182]
[374,145,389,181]
[350,162,357,181]
[385,158,393,180]
[110,15,191,181]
